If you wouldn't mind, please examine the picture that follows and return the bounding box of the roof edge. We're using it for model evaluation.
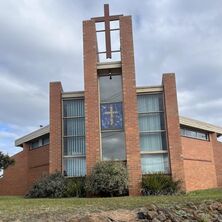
[15,125,50,147]
[179,116,222,135]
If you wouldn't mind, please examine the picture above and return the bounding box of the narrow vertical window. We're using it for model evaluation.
[63,99,86,177]
[99,74,126,160]
[137,93,169,174]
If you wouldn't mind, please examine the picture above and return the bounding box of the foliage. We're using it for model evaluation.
[86,161,128,197]
[141,173,181,195]
[0,151,15,171]
[27,172,86,198]
[64,177,86,197]
[27,172,67,198]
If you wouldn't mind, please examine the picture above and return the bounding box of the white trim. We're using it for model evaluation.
[62,91,84,98]
[179,116,222,135]
[141,150,168,155]
[136,86,163,93]
[97,61,121,69]
[15,125,49,146]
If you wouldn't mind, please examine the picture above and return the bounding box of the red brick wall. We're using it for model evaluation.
[49,82,63,173]
[0,145,28,195]
[120,16,142,196]
[83,20,101,175]
[27,144,49,189]
[0,143,49,195]
[211,133,222,187]
[181,135,217,191]
[162,74,185,187]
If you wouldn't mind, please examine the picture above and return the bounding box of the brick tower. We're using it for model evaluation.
[83,4,142,195]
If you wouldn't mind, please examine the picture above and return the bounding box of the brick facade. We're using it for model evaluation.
[181,136,217,191]
[162,74,185,186]
[83,20,101,175]
[1,8,222,196]
[0,144,49,195]
[120,16,142,196]
[211,133,222,187]
[49,82,63,173]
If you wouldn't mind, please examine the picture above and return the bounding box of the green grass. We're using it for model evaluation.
[0,188,222,221]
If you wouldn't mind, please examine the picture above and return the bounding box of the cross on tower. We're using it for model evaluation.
[92,4,122,59]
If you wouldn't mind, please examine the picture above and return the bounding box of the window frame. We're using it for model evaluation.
[62,98,86,177]
[137,92,170,174]
[98,73,126,161]
[180,125,209,141]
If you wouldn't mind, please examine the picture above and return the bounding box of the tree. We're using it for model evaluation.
[0,151,15,171]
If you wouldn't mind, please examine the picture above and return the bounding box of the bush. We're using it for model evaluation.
[27,172,66,198]
[27,172,86,198]
[64,177,86,197]
[86,161,128,197]
[141,173,181,195]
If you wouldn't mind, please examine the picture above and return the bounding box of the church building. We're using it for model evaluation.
[0,5,222,196]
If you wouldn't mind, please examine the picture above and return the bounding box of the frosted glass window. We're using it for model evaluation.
[141,154,169,174]
[64,137,85,156]
[64,118,85,136]
[99,75,122,103]
[63,99,86,177]
[137,93,169,174]
[102,132,126,160]
[137,94,163,113]
[180,127,209,141]
[140,132,167,151]
[64,157,86,177]
[139,113,165,131]
[63,99,84,117]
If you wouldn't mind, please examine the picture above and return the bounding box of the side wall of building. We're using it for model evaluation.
[49,82,63,173]
[120,16,142,196]
[162,74,185,187]
[27,144,49,190]
[212,133,222,187]
[83,20,101,175]
[0,143,49,196]
[0,146,28,195]
[181,135,217,191]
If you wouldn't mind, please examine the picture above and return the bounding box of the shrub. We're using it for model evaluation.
[64,177,86,197]
[27,172,66,198]
[86,161,128,197]
[141,173,181,195]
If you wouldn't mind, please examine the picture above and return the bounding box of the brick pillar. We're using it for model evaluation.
[120,16,142,196]
[162,74,185,186]
[49,81,63,173]
[83,20,101,175]
[211,133,222,187]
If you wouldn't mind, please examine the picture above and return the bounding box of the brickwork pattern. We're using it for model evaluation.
[83,20,101,175]
[120,16,142,196]
[162,74,185,187]
[211,133,222,187]
[181,136,217,191]
[49,82,63,173]
[0,143,49,195]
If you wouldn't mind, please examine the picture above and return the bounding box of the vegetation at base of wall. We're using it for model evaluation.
[64,177,86,197]
[0,151,15,171]
[141,173,181,195]
[26,172,86,198]
[85,161,128,197]
[26,172,67,198]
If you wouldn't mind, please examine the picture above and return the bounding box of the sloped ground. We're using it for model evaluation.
[0,189,221,222]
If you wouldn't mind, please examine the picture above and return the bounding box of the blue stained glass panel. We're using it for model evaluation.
[101,103,123,130]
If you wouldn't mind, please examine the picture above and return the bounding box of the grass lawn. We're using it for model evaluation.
[0,188,222,221]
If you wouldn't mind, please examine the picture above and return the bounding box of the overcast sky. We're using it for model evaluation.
[0,0,222,155]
